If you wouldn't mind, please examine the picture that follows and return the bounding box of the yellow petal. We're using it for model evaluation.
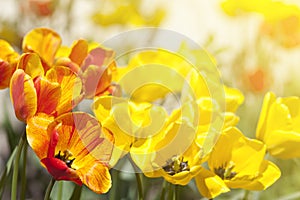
[265,130,300,159]
[77,162,111,194]
[224,86,244,112]
[17,53,45,79]
[22,27,61,67]
[244,160,281,190]
[229,160,281,190]
[26,113,54,159]
[114,50,197,102]
[0,39,19,60]
[93,96,125,123]
[194,168,230,199]
[10,69,37,121]
[256,92,276,141]
[209,127,266,176]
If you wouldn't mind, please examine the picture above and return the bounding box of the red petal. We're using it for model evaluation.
[41,157,82,185]
[0,61,16,89]
[34,76,61,115]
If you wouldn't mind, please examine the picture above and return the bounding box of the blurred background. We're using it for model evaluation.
[1,0,300,199]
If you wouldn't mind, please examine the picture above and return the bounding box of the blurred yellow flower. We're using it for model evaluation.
[256,92,300,159]
[260,14,300,48]
[114,49,207,103]
[221,0,300,48]
[195,127,281,199]
[91,0,165,27]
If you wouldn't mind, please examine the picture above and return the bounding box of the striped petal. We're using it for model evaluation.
[0,60,16,89]
[34,76,61,115]
[26,113,54,159]
[77,161,111,194]
[10,69,37,122]
[22,27,61,68]
[46,66,83,115]
[47,112,114,166]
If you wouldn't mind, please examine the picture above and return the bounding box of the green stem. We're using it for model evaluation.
[57,181,63,200]
[20,141,28,200]
[69,183,82,200]
[11,131,26,200]
[167,182,174,200]
[242,190,250,200]
[109,169,119,200]
[0,147,17,198]
[160,179,167,200]
[129,156,144,200]
[135,172,144,200]
[174,185,179,200]
[44,178,56,200]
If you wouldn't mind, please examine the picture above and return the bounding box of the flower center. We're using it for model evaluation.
[162,155,190,176]
[55,150,75,168]
[214,161,237,180]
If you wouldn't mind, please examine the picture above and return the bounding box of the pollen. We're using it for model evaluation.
[55,150,75,168]
[214,161,237,180]
[162,155,190,176]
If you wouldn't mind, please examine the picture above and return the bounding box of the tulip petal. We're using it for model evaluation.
[0,40,18,88]
[77,161,111,194]
[46,66,83,115]
[47,112,113,166]
[34,76,61,115]
[265,130,300,158]
[82,64,112,98]
[256,92,276,141]
[17,53,44,79]
[81,47,115,72]
[0,60,16,89]
[10,69,37,121]
[195,168,230,199]
[69,39,89,66]
[41,157,82,185]
[246,160,281,190]
[229,160,281,190]
[0,39,18,59]
[224,86,244,112]
[26,113,54,159]
[22,27,61,68]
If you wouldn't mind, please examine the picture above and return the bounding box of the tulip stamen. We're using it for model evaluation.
[55,150,75,168]
[162,155,190,176]
[214,161,237,180]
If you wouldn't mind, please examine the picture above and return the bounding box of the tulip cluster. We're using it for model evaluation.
[1,27,299,199]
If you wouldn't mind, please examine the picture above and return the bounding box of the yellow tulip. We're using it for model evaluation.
[195,127,281,199]
[256,92,300,159]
